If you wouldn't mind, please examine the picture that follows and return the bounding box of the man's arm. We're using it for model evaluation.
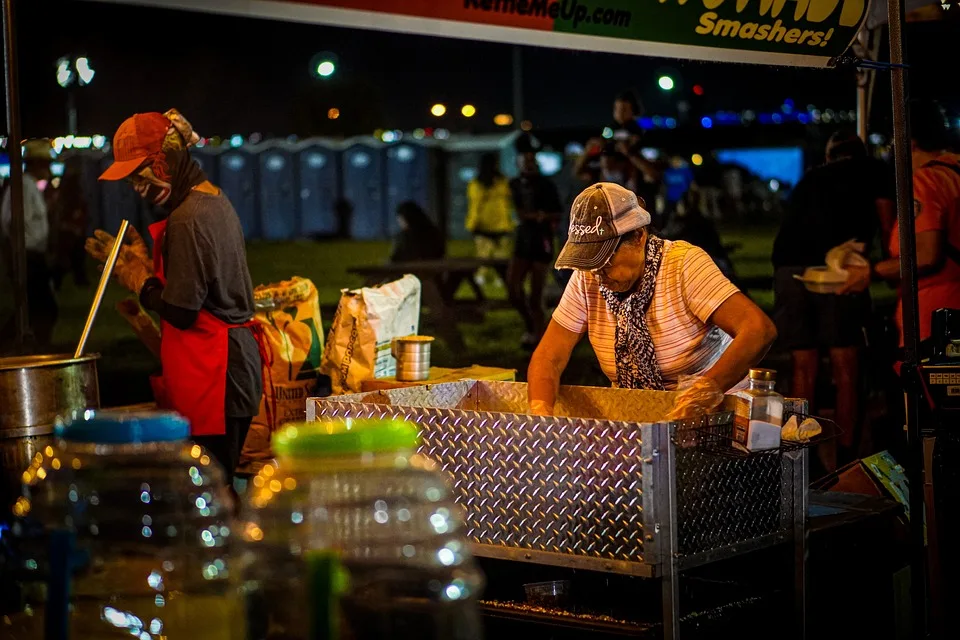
[139,278,199,331]
[527,320,582,415]
[701,293,778,391]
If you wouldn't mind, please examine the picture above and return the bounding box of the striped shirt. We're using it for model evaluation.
[553,240,739,390]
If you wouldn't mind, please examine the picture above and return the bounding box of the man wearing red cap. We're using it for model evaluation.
[86,110,262,485]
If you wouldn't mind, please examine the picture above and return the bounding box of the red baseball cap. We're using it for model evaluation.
[99,112,171,181]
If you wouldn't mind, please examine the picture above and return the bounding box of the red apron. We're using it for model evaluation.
[148,219,269,436]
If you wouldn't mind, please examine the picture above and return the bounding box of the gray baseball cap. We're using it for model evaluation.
[555,182,652,270]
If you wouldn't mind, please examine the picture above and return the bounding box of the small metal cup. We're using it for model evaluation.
[391,335,435,382]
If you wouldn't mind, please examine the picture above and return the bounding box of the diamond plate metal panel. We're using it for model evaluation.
[310,382,802,573]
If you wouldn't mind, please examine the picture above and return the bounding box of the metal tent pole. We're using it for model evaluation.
[2,0,29,349]
[886,0,927,635]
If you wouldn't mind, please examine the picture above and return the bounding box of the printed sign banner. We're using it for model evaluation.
[99,0,872,67]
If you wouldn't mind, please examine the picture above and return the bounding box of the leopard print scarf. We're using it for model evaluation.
[599,234,666,390]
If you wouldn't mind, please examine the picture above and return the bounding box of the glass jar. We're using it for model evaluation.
[9,410,243,639]
[243,418,485,640]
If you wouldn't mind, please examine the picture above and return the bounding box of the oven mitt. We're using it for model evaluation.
[85,228,154,294]
[665,375,723,421]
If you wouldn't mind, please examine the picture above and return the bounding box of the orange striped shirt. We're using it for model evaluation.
[553,240,739,389]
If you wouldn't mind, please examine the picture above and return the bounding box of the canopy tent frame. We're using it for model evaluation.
[2,0,931,636]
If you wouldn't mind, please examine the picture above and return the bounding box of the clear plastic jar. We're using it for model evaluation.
[243,418,485,640]
[9,410,243,639]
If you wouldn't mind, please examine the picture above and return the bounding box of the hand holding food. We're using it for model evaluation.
[665,375,724,421]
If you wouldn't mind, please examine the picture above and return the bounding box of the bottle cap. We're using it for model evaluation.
[749,368,776,382]
[56,410,190,444]
[274,419,419,458]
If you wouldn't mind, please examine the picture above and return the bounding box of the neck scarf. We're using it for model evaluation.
[599,234,666,390]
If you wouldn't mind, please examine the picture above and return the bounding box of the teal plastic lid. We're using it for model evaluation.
[274,419,419,458]
[55,410,190,444]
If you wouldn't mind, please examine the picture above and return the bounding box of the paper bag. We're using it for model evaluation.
[239,277,325,474]
[320,275,421,395]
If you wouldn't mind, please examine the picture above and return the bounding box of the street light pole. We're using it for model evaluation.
[2,0,29,350]
[67,85,77,135]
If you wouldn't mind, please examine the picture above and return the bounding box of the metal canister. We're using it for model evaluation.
[0,353,100,513]
[391,335,434,382]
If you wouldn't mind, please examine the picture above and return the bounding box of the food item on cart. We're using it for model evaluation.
[781,415,822,443]
[665,375,724,421]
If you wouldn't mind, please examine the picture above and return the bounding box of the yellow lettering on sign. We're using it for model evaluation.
[669,0,866,27]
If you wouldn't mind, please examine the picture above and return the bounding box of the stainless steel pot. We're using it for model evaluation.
[0,353,100,438]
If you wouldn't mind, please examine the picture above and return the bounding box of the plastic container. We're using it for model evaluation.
[732,369,784,451]
[523,580,571,607]
[243,418,485,640]
[9,410,243,639]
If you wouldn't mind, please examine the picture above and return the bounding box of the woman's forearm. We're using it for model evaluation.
[527,352,564,412]
[702,317,777,392]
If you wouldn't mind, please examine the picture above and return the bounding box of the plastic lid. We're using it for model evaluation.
[55,410,190,444]
[749,368,777,382]
[274,419,419,458]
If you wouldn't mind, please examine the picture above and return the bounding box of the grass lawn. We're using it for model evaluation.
[0,227,897,407]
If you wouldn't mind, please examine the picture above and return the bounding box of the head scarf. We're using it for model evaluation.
[134,109,207,214]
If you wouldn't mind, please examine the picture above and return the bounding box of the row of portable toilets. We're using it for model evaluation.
[71,131,582,242]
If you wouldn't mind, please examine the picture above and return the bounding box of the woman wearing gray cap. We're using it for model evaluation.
[528,182,776,419]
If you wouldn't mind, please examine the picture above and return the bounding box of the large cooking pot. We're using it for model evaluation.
[0,354,100,516]
[0,353,100,438]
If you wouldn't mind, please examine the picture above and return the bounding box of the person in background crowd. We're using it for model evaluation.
[49,156,90,288]
[466,152,514,287]
[841,99,960,346]
[87,110,263,492]
[508,135,563,349]
[574,90,663,202]
[773,130,894,470]
[600,146,643,196]
[390,200,444,263]
[1,139,58,349]
[662,182,736,282]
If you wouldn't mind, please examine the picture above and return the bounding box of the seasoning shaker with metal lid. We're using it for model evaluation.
[731,368,785,451]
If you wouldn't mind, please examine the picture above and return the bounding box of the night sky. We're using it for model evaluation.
[6,0,957,141]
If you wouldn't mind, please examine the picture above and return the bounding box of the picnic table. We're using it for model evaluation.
[348,258,510,350]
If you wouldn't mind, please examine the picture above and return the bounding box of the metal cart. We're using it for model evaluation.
[307,381,810,639]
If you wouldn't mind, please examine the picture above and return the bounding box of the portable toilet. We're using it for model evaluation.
[98,153,141,235]
[385,139,438,236]
[191,146,219,185]
[217,146,259,239]
[443,132,519,240]
[296,139,341,237]
[341,138,386,240]
[258,142,298,240]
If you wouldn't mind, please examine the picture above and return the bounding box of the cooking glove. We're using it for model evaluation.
[665,375,724,422]
[529,399,554,417]
[85,229,155,295]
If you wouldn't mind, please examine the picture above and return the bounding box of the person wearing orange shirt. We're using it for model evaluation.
[840,99,960,346]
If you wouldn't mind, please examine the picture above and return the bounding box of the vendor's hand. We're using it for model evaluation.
[665,376,723,422]
[529,399,554,417]
[837,265,871,295]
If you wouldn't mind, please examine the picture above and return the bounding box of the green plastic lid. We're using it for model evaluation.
[274,419,419,457]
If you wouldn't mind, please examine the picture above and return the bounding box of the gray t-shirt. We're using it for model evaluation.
[161,191,262,417]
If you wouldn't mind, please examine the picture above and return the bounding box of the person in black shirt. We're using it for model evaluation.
[508,135,563,349]
[772,130,894,470]
[389,201,444,263]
